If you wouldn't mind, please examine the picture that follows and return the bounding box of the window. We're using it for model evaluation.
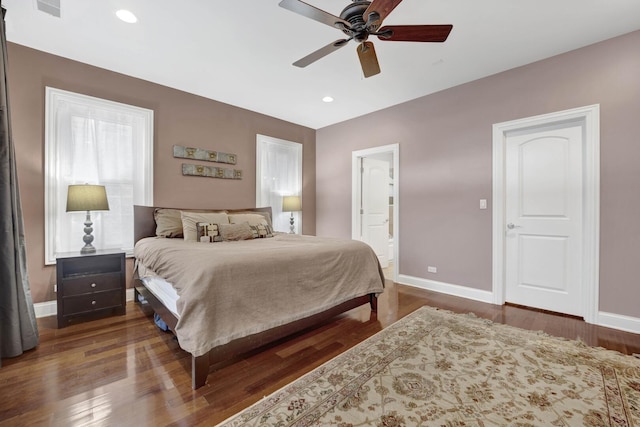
[256,135,302,233]
[45,87,153,264]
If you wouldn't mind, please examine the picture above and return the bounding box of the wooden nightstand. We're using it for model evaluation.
[56,250,126,328]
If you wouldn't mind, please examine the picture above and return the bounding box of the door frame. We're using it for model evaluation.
[352,143,400,282]
[492,105,600,323]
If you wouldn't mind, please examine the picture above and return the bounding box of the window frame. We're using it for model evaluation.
[44,87,153,264]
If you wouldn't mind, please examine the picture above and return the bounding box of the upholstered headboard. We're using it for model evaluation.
[133,205,273,244]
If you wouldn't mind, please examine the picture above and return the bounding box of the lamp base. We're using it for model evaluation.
[81,210,97,254]
[81,244,96,254]
[289,213,295,234]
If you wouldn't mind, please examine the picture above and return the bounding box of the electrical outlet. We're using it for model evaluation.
[53,284,57,292]
[427,266,437,273]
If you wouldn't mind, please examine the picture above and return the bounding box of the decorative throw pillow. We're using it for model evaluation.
[181,211,230,242]
[196,222,223,242]
[219,222,254,241]
[249,223,274,238]
[228,213,269,227]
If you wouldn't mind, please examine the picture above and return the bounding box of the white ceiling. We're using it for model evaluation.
[4,0,640,129]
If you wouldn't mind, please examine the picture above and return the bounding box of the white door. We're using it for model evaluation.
[361,157,389,268]
[505,124,583,316]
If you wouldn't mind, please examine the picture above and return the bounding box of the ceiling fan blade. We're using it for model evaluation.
[364,0,403,30]
[293,39,351,68]
[377,25,453,42]
[279,0,351,30]
[357,41,381,78]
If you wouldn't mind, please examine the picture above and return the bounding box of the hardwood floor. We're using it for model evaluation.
[1,281,639,426]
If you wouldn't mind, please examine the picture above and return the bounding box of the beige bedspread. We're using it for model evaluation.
[134,234,385,357]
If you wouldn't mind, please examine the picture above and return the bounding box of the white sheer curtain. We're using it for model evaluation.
[256,135,302,233]
[45,88,153,263]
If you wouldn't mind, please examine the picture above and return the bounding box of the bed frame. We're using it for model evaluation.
[133,205,378,389]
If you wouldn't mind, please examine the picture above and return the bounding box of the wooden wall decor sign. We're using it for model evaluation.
[182,163,242,180]
[173,145,237,165]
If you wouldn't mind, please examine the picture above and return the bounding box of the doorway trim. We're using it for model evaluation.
[492,105,600,323]
[352,143,400,283]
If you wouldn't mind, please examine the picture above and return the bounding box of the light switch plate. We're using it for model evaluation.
[480,199,487,209]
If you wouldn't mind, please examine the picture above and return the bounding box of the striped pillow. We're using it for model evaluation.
[250,223,274,238]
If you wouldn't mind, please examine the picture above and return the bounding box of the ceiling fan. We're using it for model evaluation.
[278,0,453,78]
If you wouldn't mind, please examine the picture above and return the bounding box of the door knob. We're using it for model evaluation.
[506,223,522,229]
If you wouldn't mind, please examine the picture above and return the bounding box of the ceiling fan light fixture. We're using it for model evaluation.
[322,96,334,103]
[116,9,138,24]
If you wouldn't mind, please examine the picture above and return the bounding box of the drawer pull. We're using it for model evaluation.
[91,283,97,288]
[91,300,97,306]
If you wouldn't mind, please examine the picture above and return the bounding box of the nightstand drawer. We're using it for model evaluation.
[63,290,123,315]
[63,273,122,296]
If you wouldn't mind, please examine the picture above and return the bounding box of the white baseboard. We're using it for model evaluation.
[34,288,136,319]
[397,274,640,334]
[126,287,135,302]
[397,274,494,304]
[33,300,57,318]
[597,311,640,334]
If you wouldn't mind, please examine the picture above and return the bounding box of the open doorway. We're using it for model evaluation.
[352,144,399,282]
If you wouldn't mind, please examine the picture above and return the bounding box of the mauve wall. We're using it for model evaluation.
[8,43,316,304]
[316,30,640,318]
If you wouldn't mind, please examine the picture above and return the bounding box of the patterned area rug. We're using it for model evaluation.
[217,306,640,426]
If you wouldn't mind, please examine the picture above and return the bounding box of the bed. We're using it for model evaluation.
[133,205,385,389]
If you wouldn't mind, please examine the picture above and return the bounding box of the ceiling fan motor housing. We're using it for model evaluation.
[340,1,372,42]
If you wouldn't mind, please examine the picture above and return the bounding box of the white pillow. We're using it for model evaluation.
[181,211,229,242]
[228,213,268,227]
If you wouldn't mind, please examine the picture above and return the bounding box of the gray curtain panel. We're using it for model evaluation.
[0,7,39,366]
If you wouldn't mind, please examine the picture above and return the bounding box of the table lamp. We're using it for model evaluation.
[66,184,110,254]
[282,195,301,234]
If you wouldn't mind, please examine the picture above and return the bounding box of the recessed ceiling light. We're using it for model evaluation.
[116,9,138,23]
[322,96,334,103]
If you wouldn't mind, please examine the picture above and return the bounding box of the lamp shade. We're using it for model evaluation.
[282,195,301,212]
[66,185,110,212]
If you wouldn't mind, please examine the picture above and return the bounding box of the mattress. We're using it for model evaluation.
[140,274,179,318]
